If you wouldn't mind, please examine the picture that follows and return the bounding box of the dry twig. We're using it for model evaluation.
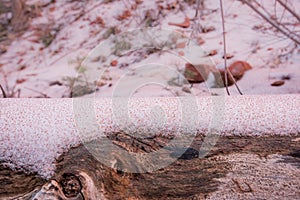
[219,0,243,95]
[24,87,50,98]
[275,0,300,22]
[251,0,298,44]
[240,0,300,45]
[0,84,6,98]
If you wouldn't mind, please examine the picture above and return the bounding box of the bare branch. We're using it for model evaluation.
[275,0,300,22]
[240,0,300,45]
[252,0,298,45]
[194,0,201,18]
[219,0,243,95]
[219,0,229,95]
[0,84,7,98]
[24,87,50,98]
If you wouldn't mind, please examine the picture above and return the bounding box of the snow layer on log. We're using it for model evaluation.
[0,95,299,178]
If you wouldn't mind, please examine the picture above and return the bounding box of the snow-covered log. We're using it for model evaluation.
[0,95,299,199]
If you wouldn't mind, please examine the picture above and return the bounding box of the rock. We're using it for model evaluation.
[183,61,252,87]
[183,63,212,83]
[49,81,63,86]
[201,26,216,33]
[216,69,235,87]
[16,78,27,84]
[223,54,234,59]
[110,60,118,67]
[271,80,285,86]
[228,60,252,80]
[117,10,132,21]
[208,49,218,56]
[183,63,235,87]
[168,17,190,28]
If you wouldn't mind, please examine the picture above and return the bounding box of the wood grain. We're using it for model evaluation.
[1,133,299,199]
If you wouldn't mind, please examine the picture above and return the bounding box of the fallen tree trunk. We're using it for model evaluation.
[0,95,299,199]
[1,134,299,200]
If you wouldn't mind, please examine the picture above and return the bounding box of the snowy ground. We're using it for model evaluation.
[0,0,299,98]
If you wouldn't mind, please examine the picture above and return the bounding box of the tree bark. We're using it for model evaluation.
[1,134,299,200]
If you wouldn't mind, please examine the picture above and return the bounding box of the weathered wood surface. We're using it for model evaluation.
[0,165,44,200]
[1,133,299,200]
